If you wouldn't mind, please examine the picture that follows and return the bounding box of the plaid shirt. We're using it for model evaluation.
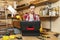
[23,13,40,21]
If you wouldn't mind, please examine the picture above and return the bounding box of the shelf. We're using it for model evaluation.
[16,0,59,11]
[40,15,59,18]
[0,11,5,13]
[40,15,59,21]
[30,0,47,6]
[16,0,47,11]
[7,17,17,19]
[0,23,6,26]
[0,16,17,19]
[16,5,29,11]
[0,25,6,26]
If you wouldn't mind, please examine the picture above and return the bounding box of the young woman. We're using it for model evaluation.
[23,4,40,21]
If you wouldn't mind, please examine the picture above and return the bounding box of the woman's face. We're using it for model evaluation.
[29,6,35,12]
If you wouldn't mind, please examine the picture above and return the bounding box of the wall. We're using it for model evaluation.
[0,0,60,33]
[51,1,60,33]
[19,0,60,33]
[0,1,15,24]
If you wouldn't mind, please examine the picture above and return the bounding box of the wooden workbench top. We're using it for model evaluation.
[0,32,58,40]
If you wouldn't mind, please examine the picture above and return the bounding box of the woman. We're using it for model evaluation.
[23,4,40,21]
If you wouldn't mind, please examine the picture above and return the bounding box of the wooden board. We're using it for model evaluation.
[22,36,40,40]
[0,33,58,40]
[22,36,58,40]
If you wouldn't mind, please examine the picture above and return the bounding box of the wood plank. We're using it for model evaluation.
[22,36,40,40]
[22,34,58,40]
[40,15,59,18]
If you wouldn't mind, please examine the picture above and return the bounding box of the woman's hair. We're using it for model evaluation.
[29,4,36,8]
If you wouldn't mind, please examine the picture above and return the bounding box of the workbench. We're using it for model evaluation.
[0,32,58,40]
